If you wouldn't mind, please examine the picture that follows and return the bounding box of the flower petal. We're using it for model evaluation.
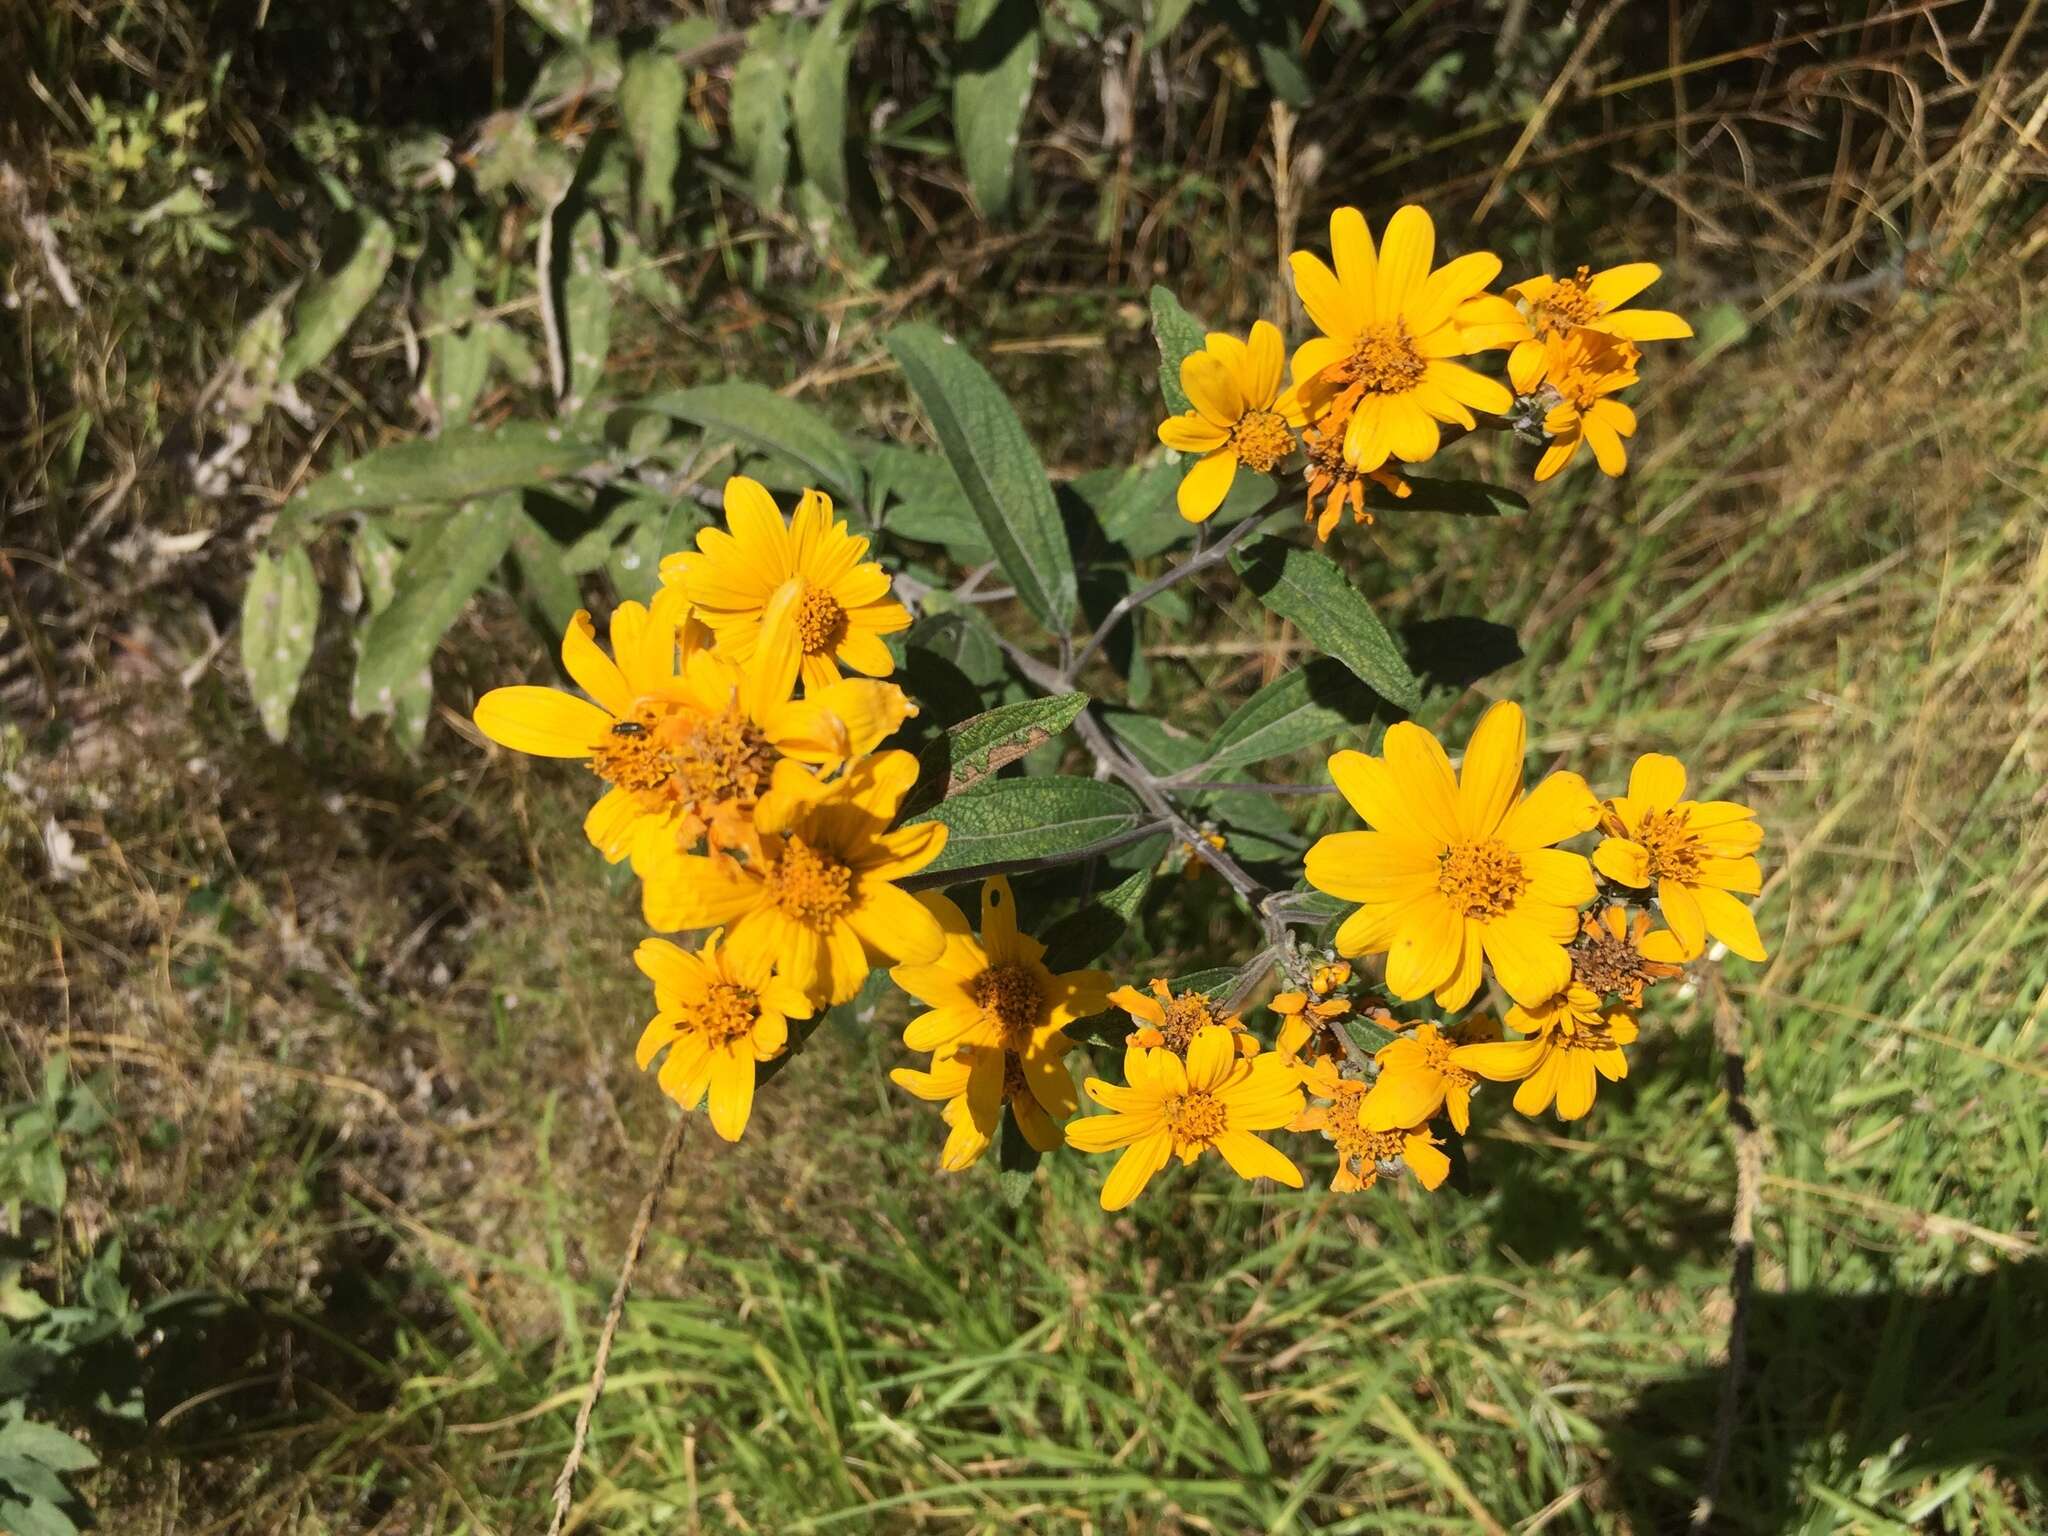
[1499,771,1601,849]
[1480,912,1573,1007]
[1160,412,1231,453]
[1694,885,1768,961]
[1176,448,1239,523]
[1244,319,1286,407]
[1213,1130,1302,1188]
[1585,262,1662,309]
[1659,878,1707,956]
[1594,835,1652,888]
[1629,752,1687,809]
[1381,722,1464,847]
[1374,205,1435,325]
[1458,700,1526,839]
[1098,1129,1172,1210]
[474,686,610,758]
[1181,351,1247,427]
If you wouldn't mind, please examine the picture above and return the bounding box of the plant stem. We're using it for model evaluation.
[1063,510,1275,682]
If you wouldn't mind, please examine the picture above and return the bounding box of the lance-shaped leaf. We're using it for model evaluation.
[240,545,321,743]
[562,208,612,411]
[351,497,517,719]
[730,17,798,209]
[619,47,685,228]
[904,690,1088,812]
[1231,542,1422,712]
[281,423,605,532]
[793,0,856,205]
[515,0,590,43]
[1198,659,1385,774]
[885,323,1076,631]
[1039,866,1152,971]
[279,213,394,384]
[1148,285,1206,417]
[954,0,1040,218]
[631,382,863,505]
[906,777,1145,878]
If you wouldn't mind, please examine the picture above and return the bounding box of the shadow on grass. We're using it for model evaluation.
[1607,1257,2048,1530]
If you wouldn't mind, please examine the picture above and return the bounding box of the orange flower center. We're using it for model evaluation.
[589,704,674,793]
[766,835,854,926]
[672,707,778,807]
[1634,809,1705,882]
[1410,1029,1477,1089]
[1165,1089,1227,1149]
[683,981,761,1045]
[1571,920,1670,1000]
[795,586,849,657]
[1535,266,1601,333]
[1340,324,1427,395]
[1230,409,1295,473]
[1156,992,1218,1055]
[969,963,1046,1049]
[1437,840,1529,920]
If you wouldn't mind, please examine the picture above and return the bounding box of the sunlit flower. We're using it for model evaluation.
[1305,701,1600,1009]
[1594,753,1766,962]
[1500,262,1693,385]
[1291,1059,1449,1193]
[1571,905,1688,1005]
[641,751,947,1006]
[1065,1025,1305,1210]
[1457,984,1638,1121]
[633,931,812,1142]
[1358,1022,1483,1135]
[663,476,911,697]
[890,876,1111,1111]
[1108,977,1256,1058]
[1512,327,1641,481]
[1286,205,1513,473]
[1157,321,1297,521]
[891,1042,1071,1172]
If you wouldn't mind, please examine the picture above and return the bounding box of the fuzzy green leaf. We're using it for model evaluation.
[239,545,320,743]
[619,49,685,228]
[351,497,517,720]
[1148,285,1206,416]
[730,18,798,208]
[1231,543,1421,711]
[885,324,1076,631]
[1199,659,1384,773]
[633,383,864,505]
[0,1422,97,1474]
[906,691,1088,812]
[908,777,1145,877]
[1039,867,1152,971]
[793,0,856,205]
[954,0,1040,218]
[282,423,605,531]
[562,208,612,410]
[279,214,395,384]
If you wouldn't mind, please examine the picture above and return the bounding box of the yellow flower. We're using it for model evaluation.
[662,476,911,697]
[1358,1022,1483,1135]
[1286,205,1514,473]
[890,875,1111,1099]
[1301,421,1411,541]
[1157,321,1297,522]
[1594,753,1766,962]
[1305,700,1600,1010]
[1065,1025,1305,1210]
[1512,327,1641,481]
[890,1042,1073,1172]
[632,931,812,1142]
[1290,1059,1449,1193]
[640,750,947,1006]
[1500,262,1692,385]
[1571,905,1688,1005]
[1457,984,1639,1121]
[1107,977,1256,1058]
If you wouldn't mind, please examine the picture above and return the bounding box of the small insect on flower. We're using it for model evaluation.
[610,720,650,737]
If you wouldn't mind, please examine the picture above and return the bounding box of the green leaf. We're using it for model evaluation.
[1142,0,1200,46]
[508,509,584,636]
[632,383,863,505]
[351,497,517,719]
[1230,542,1421,711]
[282,423,605,530]
[1199,658,1383,774]
[883,499,990,560]
[1148,284,1207,416]
[239,545,320,744]
[1396,477,1530,517]
[885,324,1076,631]
[279,214,395,384]
[561,209,612,411]
[421,246,489,429]
[908,777,1145,877]
[730,18,798,209]
[1343,1014,1399,1055]
[793,0,856,205]
[954,0,1040,218]
[907,691,1087,811]
[514,0,590,44]
[619,49,685,228]
[0,1422,95,1474]
[996,1108,1041,1204]
[1039,867,1151,970]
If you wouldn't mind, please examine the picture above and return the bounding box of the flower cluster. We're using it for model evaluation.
[1158,206,1694,539]
[474,477,946,1140]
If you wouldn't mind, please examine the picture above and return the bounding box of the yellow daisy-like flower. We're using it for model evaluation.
[1290,1059,1449,1193]
[1571,905,1688,1006]
[1511,327,1641,481]
[1594,753,1766,962]
[1457,984,1639,1121]
[1065,1025,1305,1210]
[1286,205,1514,473]
[1500,262,1693,385]
[1157,321,1297,522]
[632,931,813,1142]
[1106,977,1256,1058]
[890,874,1112,1087]
[890,1041,1073,1172]
[1304,700,1601,1010]
[640,750,947,1006]
[1357,1022,1483,1135]
[662,476,911,697]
